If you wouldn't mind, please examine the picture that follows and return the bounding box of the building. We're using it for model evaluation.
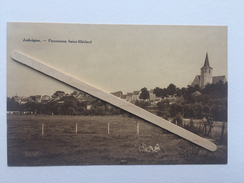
[111,91,123,98]
[126,93,133,102]
[132,91,140,100]
[57,96,79,108]
[191,53,226,88]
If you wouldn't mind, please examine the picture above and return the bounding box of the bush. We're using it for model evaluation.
[68,107,75,115]
[172,114,183,127]
[112,109,121,115]
[96,107,106,115]
[73,111,81,116]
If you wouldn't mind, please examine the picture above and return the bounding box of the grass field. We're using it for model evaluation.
[7,114,227,166]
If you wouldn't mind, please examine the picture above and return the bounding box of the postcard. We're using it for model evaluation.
[7,23,227,166]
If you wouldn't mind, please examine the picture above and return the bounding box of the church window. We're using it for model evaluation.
[209,70,210,73]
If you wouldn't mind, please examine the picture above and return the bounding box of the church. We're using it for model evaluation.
[191,53,226,88]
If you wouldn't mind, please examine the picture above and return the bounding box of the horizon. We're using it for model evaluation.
[7,23,227,98]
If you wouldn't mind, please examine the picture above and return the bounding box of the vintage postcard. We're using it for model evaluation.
[7,23,227,166]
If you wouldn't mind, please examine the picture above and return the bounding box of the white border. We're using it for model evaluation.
[1,1,244,182]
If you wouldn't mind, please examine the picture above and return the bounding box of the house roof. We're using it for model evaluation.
[191,75,201,86]
[133,91,140,95]
[21,98,29,102]
[191,91,201,97]
[121,94,126,99]
[127,93,133,96]
[111,91,122,97]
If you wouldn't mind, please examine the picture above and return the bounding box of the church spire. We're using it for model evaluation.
[201,52,212,69]
[204,52,210,67]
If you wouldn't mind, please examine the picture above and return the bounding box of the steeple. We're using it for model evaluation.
[201,52,212,69]
[200,52,213,88]
[204,52,210,67]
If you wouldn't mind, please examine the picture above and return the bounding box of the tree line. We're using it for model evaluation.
[154,81,227,121]
[7,81,227,122]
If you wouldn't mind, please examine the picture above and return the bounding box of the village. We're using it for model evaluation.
[7,88,179,115]
[7,53,227,124]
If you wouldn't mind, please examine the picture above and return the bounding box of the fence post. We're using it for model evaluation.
[42,123,44,137]
[75,123,77,135]
[108,122,110,135]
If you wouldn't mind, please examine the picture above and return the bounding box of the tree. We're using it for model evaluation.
[202,105,210,115]
[157,101,169,111]
[68,107,75,115]
[175,87,182,97]
[169,103,183,117]
[52,91,65,98]
[70,91,78,96]
[192,103,203,119]
[139,87,149,100]
[167,83,176,96]
[183,104,194,118]
[96,107,105,115]
[135,100,150,109]
[77,107,85,115]
[153,87,162,97]
[210,105,227,121]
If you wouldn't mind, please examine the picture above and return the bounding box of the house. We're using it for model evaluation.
[132,91,140,100]
[74,93,88,103]
[41,95,51,103]
[57,95,79,108]
[163,96,176,105]
[148,89,161,104]
[111,91,123,98]
[126,93,133,102]
[192,53,227,88]
[35,95,42,103]
[191,91,201,97]
[14,96,21,104]
[19,97,30,104]
[121,94,126,100]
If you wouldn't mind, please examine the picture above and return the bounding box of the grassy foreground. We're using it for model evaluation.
[7,114,227,166]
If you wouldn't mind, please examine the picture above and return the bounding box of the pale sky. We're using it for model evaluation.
[7,23,227,97]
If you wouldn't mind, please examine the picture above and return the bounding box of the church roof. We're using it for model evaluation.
[201,53,213,69]
[212,76,226,84]
[191,75,201,87]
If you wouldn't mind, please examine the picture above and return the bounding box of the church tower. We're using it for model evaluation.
[200,53,213,88]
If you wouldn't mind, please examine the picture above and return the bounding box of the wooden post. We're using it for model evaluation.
[42,123,44,137]
[137,122,139,135]
[75,123,77,135]
[108,122,110,135]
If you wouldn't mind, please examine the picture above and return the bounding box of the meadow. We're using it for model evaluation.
[7,114,227,166]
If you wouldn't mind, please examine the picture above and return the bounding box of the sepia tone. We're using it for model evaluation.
[7,23,227,166]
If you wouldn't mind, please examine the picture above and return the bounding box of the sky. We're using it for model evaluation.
[7,23,227,97]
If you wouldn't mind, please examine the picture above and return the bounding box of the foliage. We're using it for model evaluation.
[139,87,149,100]
[172,114,183,127]
[169,103,183,117]
[135,100,150,109]
[68,107,75,115]
[7,81,227,121]
[167,83,177,96]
